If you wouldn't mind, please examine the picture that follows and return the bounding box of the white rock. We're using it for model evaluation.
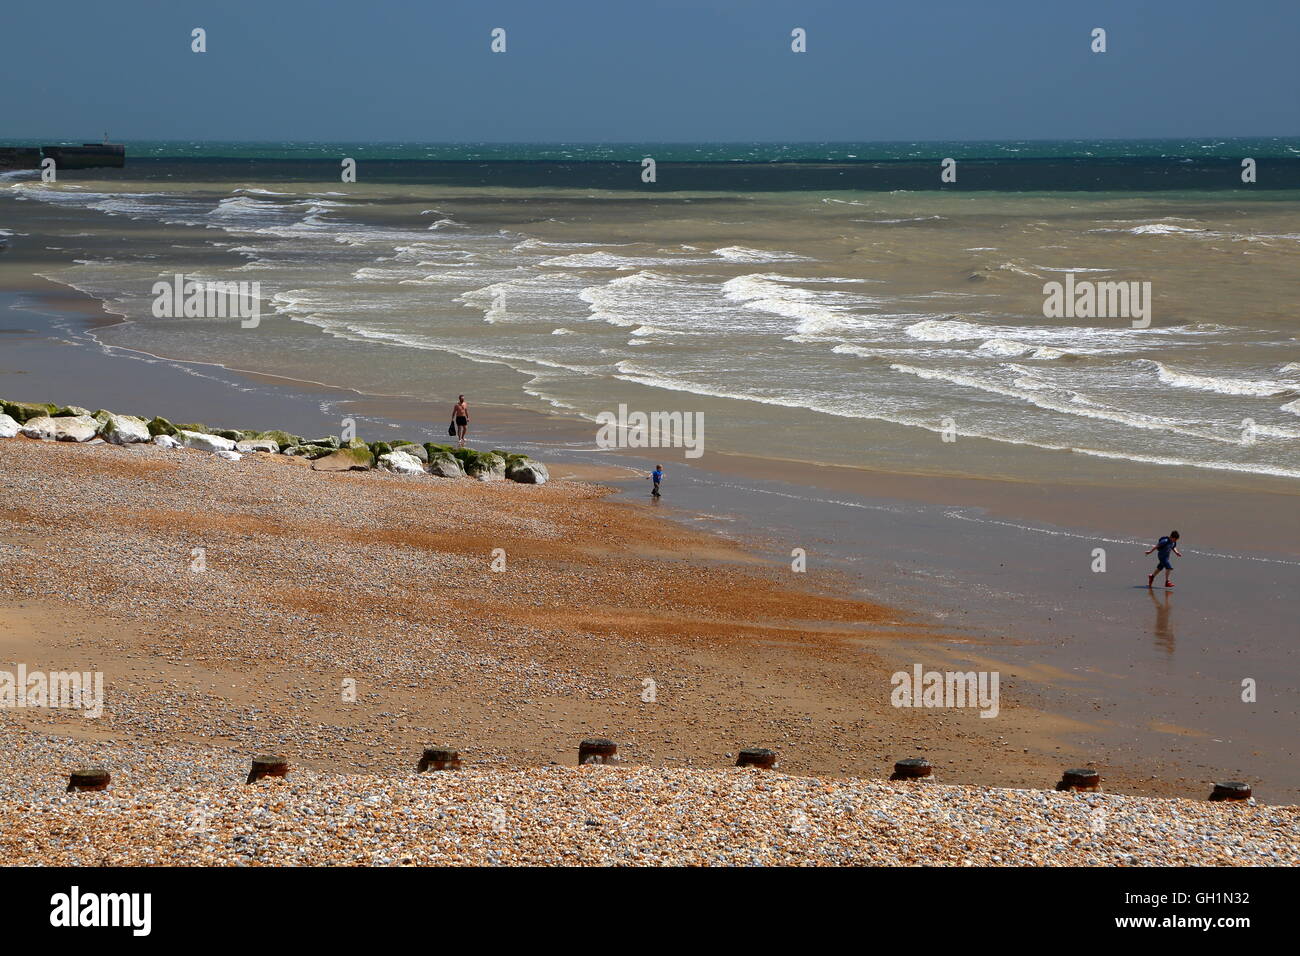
[97,413,151,444]
[213,450,243,461]
[20,415,99,442]
[377,450,425,475]
[176,429,236,452]
[152,434,182,448]
[0,413,18,438]
[235,439,280,453]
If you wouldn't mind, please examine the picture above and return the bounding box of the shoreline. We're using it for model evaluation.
[9,273,1298,555]
[3,280,1299,799]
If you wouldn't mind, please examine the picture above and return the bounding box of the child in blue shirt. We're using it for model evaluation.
[1145,530,1182,588]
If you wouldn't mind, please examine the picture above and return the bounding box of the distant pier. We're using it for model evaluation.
[0,143,125,170]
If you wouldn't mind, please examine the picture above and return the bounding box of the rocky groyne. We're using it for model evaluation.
[0,399,548,484]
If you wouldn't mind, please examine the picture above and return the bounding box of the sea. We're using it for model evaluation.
[3,138,1299,490]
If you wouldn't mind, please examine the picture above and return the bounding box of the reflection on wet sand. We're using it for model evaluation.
[1148,587,1175,655]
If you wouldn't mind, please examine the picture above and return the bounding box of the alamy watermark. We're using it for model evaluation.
[595,404,704,458]
[1,664,104,718]
[50,886,151,936]
[1043,273,1151,329]
[152,274,261,328]
[891,664,999,718]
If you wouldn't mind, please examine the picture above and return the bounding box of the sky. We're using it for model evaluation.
[1,0,1296,143]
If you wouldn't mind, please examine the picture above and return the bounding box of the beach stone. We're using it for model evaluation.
[147,416,178,437]
[254,429,303,451]
[20,415,99,442]
[151,434,182,448]
[213,450,243,461]
[235,439,280,454]
[312,447,374,471]
[427,451,466,478]
[389,441,427,462]
[2,400,58,423]
[53,405,93,418]
[97,413,151,445]
[505,456,549,485]
[304,436,341,450]
[281,443,336,459]
[0,413,18,438]
[464,451,506,481]
[378,450,425,475]
[176,429,236,452]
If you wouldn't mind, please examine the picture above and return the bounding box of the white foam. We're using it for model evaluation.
[711,246,812,263]
[977,338,1072,360]
[576,270,713,328]
[1129,223,1207,235]
[1151,361,1298,397]
[721,273,879,336]
[851,215,945,224]
[544,251,654,269]
[904,319,990,342]
[512,238,619,252]
[630,325,692,337]
[888,362,1243,445]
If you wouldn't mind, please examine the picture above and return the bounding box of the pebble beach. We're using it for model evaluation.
[1,434,1295,866]
[3,727,1296,866]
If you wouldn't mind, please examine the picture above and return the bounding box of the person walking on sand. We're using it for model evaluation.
[645,464,663,498]
[1145,530,1182,589]
[452,395,469,447]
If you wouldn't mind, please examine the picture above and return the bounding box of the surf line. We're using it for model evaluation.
[942,509,1300,567]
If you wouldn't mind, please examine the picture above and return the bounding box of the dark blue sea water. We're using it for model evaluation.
[6,138,1296,162]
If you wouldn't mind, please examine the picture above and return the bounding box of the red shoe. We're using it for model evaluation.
[1147,575,1155,588]
[1164,582,1174,588]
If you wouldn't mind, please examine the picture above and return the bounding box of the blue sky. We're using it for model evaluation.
[2,0,1296,142]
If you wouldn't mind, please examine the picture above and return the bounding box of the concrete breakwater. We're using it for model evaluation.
[0,143,125,170]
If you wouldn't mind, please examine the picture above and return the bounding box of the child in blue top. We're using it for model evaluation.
[646,465,663,498]
[1145,530,1182,588]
